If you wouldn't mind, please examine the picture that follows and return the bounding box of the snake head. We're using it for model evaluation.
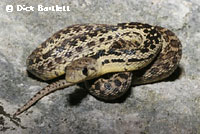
[65,57,99,83]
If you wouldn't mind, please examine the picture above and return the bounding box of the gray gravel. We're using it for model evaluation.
[0,0,200,134]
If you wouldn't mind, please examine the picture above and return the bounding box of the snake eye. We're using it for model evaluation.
[82,67,88,76]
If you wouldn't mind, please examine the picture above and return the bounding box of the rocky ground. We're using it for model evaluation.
[0,0,200,134]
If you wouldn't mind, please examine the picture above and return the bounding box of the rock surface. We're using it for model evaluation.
[0,0,199,133]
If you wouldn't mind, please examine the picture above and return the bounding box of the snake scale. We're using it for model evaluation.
[13,22,182,116]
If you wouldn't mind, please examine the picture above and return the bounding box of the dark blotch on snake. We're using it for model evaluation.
[95,82,101,91]
[118,73,129,79]
[104,83,112,90]
[114,79,122,87]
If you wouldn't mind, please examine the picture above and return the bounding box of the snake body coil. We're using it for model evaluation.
[14,22,182,116]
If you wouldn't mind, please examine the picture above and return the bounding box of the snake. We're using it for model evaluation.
[13,22,182,117]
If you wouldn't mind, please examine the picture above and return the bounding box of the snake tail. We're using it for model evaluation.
[13,80,74,117]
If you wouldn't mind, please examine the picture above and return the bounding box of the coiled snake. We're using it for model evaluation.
[13,22,182,116]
